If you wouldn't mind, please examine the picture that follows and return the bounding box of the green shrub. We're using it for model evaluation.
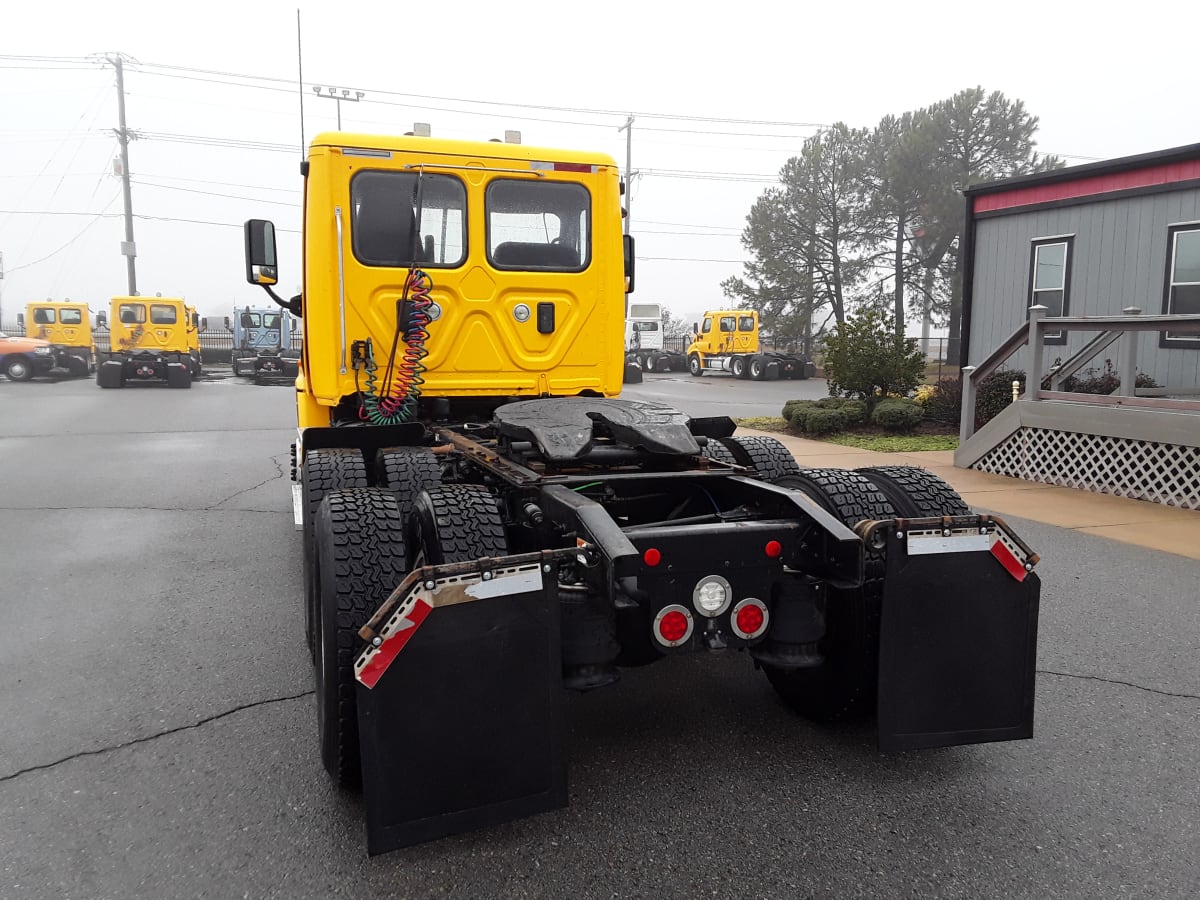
[821,306,926,403]
[976,369,1024,426]
[1061,359,1160,394]
[871,398,923,433]
[781,399,808,420]
[922,376,963,425]
[803,407,848,435]
[787,405,812,430]
[839,399,867,425]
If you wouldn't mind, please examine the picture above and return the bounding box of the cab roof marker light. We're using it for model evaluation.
[342,148,393,158]
[530,161,597,173]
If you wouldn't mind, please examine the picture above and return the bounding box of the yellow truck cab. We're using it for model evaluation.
[96,296,203,389]
[19,301,96,376]
[247,131,628,429]
[686,308,815,380]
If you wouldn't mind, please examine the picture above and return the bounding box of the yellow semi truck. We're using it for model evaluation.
[686,309,816,380]
[18,301,96,376]
[242,131,1041,855]
[96,296,203,389]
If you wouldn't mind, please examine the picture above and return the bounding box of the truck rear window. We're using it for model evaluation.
[119,304,146,324]
[150,305,178,324]
[60,309,83,325]
[487,180,590,272]
[738,316,755,331]
[351,170,466,268]
[33,308,55,324]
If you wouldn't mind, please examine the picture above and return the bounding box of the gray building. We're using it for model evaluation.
[955,144,1200,509]
[962,142,1200,384]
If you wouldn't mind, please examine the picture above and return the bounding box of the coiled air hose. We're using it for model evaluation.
[359,268,433,425]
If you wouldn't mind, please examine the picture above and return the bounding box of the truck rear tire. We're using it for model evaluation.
[701,437,739,466]
[855,465,971,518]
[731,356,748,379]
[643,354,658,373]
[376,447,442,519]
[408,484,509,567]
[688,354,704,377]
[315,488,409,789]
[749,355,767,381]
[302,449,368,661]
[718,435,802,481]
[764,469,896,721]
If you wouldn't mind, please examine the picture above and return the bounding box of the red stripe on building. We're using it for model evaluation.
[974,160,1200,213]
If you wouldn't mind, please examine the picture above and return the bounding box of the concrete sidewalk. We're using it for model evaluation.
[738,428,1200,561]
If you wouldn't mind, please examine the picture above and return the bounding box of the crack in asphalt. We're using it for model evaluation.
[0,689,315,785]
[210,453,288,508]
[1038,668,1200,701]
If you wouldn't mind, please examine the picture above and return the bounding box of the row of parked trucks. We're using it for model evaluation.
[239,128,1042,856]
[624,303,817,381]
[3,300,297,386]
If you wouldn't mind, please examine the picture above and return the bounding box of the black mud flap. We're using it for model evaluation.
[874,518,1040,752]
[355,565,567,855]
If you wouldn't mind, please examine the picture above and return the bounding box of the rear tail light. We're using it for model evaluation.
[731,598,769,640]
[653,604,694,647]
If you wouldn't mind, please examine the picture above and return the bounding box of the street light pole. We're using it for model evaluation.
[312,85,365,130]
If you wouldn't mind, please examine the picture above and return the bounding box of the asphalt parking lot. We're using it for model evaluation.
[1,372,1197,899]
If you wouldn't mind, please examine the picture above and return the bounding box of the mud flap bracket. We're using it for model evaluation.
[871,516,1040,753]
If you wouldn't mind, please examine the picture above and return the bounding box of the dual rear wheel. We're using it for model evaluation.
[310,474,508,788]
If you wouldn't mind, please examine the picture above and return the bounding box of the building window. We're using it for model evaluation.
[1162,225,1200,346]
[1028,237,1072,345]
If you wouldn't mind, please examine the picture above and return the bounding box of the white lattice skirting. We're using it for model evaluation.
[973,426,1200,510]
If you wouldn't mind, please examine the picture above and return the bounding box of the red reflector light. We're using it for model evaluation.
[643,547,662,567]
[553,162,593,173]
[765,540,782,558]
[659,610,689,642]
[736,604,764,636]
[730,598,769,640]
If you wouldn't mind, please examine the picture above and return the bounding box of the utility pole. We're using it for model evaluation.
[618,116,634,234]
[109,54,137,296]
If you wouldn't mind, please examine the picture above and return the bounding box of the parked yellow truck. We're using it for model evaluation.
[241,130,1041,855]
[96,296,203,389]
[18,301,96,376]
[686,309,816,380]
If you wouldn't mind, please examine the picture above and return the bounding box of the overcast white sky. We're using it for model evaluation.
[1,0,1195,332]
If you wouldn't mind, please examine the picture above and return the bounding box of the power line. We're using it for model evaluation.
[4,194,121,274]
[131,178,301,207]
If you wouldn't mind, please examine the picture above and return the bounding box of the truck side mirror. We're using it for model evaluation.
[244,219,279,286]
[201,317,209,331]
[623,234,636,294]
[96,311,107,328]
[16,313,24,329]
[224,317,232,331]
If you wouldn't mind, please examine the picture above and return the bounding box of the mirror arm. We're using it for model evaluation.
[259,284,302,318]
